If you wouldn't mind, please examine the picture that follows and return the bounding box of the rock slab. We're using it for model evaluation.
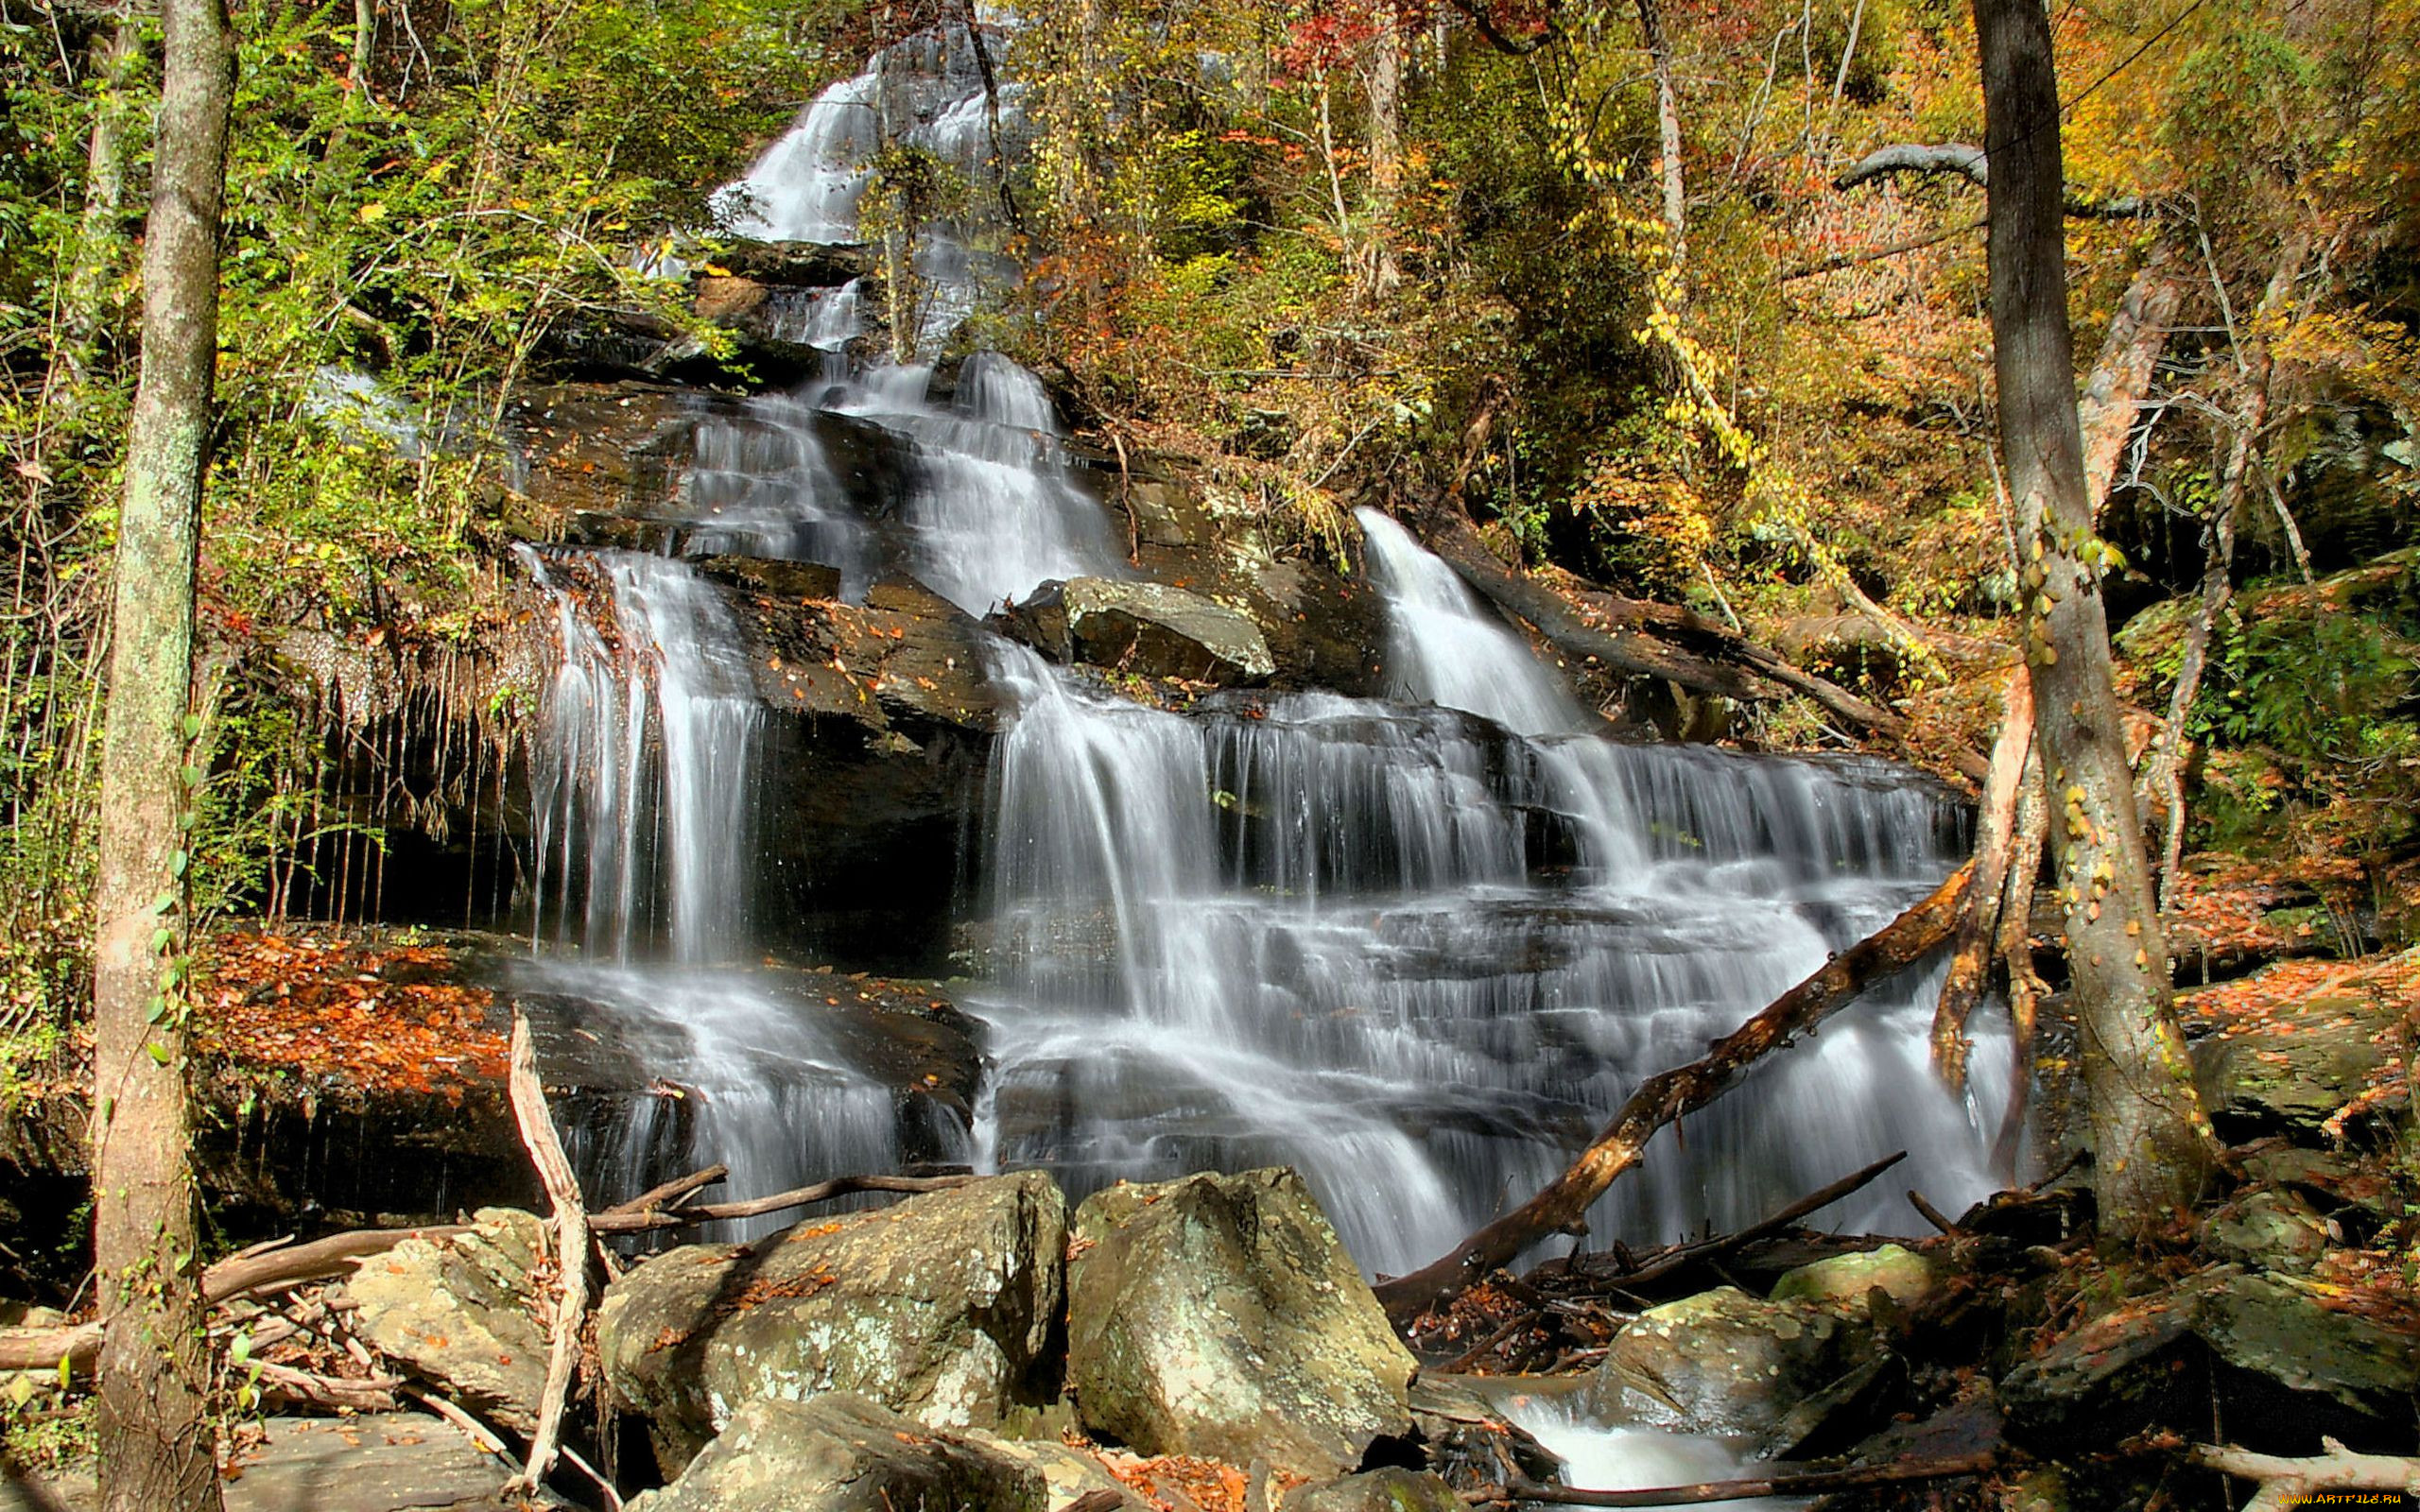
[625,1392,1046,1512]
[1592,1285,1876,1439]
[344,1208,552,1434]
[998,576,1277,685]
[598,1172,1065,1474]
[1066,1167,1415,1479]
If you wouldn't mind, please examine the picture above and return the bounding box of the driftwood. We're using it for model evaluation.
[2190,1439,2420,1512]
[1374,864,1973,1322]
[1557,1150,1908,1294]
[506,1010,590,1496]
[590,1172,978,1234]
[1932,668,2032,1084]
[1483,1452,1999,1506]
[1421,514,1992,783]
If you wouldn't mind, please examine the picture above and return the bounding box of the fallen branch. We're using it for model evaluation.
[1560,1150,1908,1293]
[1375,865,1972,1322]
[0,1224,470,1373]
[254,1359,403,1414]
[1479,1452,1999,1506]
[2190,1438,2420,1512]
[602,1162,729,1217]
[590,1172,978,1234]
[507,1009,590,1497]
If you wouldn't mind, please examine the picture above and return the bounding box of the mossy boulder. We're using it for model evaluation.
[597,1172,1066,1475]
[996,576,1277,685]
[1590,1285,1878,1439]
[624,1392,1046,1512]
[1065,1167,1415,1479]
[2202,1189,2332,1273]
[1769,1244,1940,1309]
[1280,1468,1464,1512]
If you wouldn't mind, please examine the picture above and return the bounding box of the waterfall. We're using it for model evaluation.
[1357,507,1590,738]
[963,526,2009,1278]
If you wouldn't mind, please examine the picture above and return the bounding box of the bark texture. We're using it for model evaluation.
[2077,242,2187,515]
[89,0,235,1505]
[1973,0,2215,1236]
[1373,864,1971,1322]
[1635,0,1685,271]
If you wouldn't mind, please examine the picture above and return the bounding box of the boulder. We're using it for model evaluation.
[1997,1289,2201,1447]
[1066,1168,1416,1479]
[966,1435,1153,1512]
[2195,1270,2418,1418]
[1768,1244,1940,1309]
[599,1172,1065,1474]
[344,1208,553,1433]
[625,1392,1046,1512]
[1591,1286,1878,1440]
[1280,1469,1464,1512]
[2201,1189,2331,1273]
[997,577,1276,685]
[2191,983,2394,1136]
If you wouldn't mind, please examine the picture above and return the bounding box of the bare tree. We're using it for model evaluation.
[1971,0,2217,1237]
[89,0,236,1503]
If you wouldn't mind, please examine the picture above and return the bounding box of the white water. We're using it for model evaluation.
[1357,507,1591,738]
[1501,1396,1808,1510]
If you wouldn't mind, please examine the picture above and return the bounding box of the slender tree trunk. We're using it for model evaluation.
[1636,0,1685,273]
[1973,0,2216,1237]
[2077,241,2187,517]
[2152,236,2308,903]
[48,8,146,411]
[1366,3,1405,292]
[90,0,235,1503]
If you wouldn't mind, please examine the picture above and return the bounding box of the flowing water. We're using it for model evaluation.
[510,14,2010,1293]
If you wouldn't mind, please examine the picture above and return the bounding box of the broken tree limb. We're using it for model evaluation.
[1483,1452,1999,1506]
[506,1010,590,1497]
[1421,514,1992,783]
[2080,241,2188,516]
[2190,1438,2420,1512]
[1991,754,2050,1179]
[1933,668,2033,1086]
[1835,142,1990,191]
[602,1163,729,1217]
[1560,1150,1908,1293]
[0,1224,473,1373]
[1374,864,1973,1323]
[589,1172,979,1234]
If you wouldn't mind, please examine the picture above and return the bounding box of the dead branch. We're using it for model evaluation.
[1933,668,2032,1085]
[1374,864,1973,1323]
[1835,142,1989,191]
[2079,242,2188,515]
[602,1163,729,1217]
[1478,1452,1999,1505]
[507,1010,590,1496]
[2190,1439,2420,1512]
[254,1359,404,1414]
[591,1172,979,1234]
[1991,754,2049,1178]
[1558,1150,1908,1293]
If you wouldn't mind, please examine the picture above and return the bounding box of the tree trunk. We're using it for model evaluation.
[1931,668,2031,1086]
[1636,0,1686,273]
[48,8,146,409]
[1972,0,2216,1236]
[89,0,234,1503]
[1366,3,1405,292]
[2078,241,2187,516]
[1374,864,1971,1322]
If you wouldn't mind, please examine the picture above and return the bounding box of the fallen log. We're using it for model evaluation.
[0,1223,471,1373]
[1480,1452,1999,1506]
[1557,1149,1908,1294]
[590,1171,980,1234]
[2191,1438,2420,1512]
[1375,864,1972,1323]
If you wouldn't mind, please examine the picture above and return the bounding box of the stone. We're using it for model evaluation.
[2202,1189,2331,1273]
[2194,1269,2418,1418]
[1280,1468,1464,1512]
[1997,1289,2201,1447]
[217,1412,567,1512]
[1768,1244,1940,1309]
[344,1208,553,1434]
[2191,987,2394,1136]
[967,1435,1153,1512]
[625,1392,1046,1512]
[1591,1286,1877,1440]
[1066,1167,1416,1479]
[598,1172,1065,1474]
[997,576,1277,685]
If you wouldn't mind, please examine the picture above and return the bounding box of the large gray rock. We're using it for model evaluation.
[344,1209,553,1434]
[599,1172,1066,1474]
[997,576,1277,685]
[2191,983,2394,1135]
[625,1392,1046,1512]
[1998,1288,2202,1446]
[1591,1286,1877,1439]
[2195,1269,2418,1418]
[1769,1244,1940,1309]
[2202,1189,2331,1274]
[1066,1168,1416,1479]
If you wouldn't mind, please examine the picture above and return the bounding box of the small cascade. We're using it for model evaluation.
[521,547,762,964]
[1357,507,1589,738]
[714,70,882,243]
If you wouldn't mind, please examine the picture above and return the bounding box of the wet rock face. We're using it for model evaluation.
[343,1209,554,1433]
[994,576,1277,686]
[1590,1286,1879,1442]
[1064,1167,1417,1480]
[1282,1469,1465,1512]
[1768,1244,1941,1309]
[597,1172,1067,1476]
[624,1392,1046,1512]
